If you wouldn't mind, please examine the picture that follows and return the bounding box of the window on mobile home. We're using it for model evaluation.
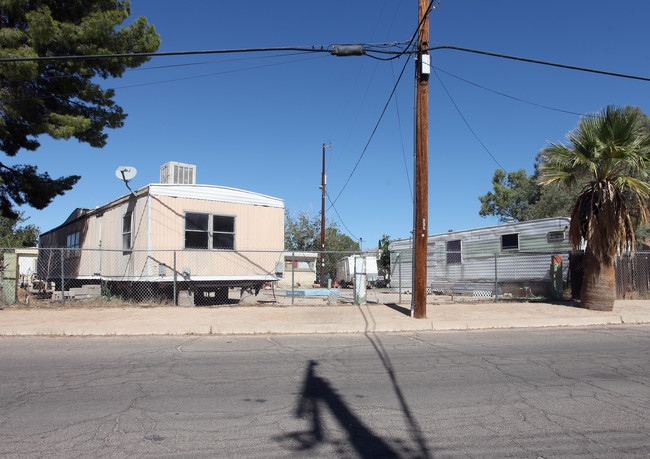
[501,233,519,251]
[185,213,235,250]
[122,213,132,250]
[66,231,80,257]
[212,215,235,249]
[284,258,316,271]
[446,240,461,264]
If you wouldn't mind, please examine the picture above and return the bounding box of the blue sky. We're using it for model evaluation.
[15,0,650,249]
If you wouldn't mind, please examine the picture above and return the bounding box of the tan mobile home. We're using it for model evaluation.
[38,183,284,305]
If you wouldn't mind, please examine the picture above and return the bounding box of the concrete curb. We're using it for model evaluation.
[0,300,648,337]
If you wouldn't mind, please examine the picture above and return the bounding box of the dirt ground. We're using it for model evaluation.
[1,286,501,310]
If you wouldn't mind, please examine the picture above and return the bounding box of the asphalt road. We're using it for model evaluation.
[1,326,649,458]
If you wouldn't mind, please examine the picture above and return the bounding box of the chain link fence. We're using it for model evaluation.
[388,246,570,303]
[616,251,650,299]
[1,247,648,306]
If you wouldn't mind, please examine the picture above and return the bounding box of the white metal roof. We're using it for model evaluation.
[147,184,284,208]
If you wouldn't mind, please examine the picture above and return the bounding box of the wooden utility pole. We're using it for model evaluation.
[413,0,430,318]
[320,143,328,287]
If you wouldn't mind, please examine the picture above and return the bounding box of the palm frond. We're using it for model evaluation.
[543,105,650,264]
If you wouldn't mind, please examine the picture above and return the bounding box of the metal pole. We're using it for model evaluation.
[173,251,177,306]
[291,250,295,305]
[60,248,65,306]
[398,253,402,304]
[494,253,499,302]
[353,255,357,304]
[320,143,331,287]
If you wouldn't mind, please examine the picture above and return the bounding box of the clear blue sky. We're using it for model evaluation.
[16,0,650,249]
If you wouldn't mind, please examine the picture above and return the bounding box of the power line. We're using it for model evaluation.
[367,0,440,61]
[3,38,649,85]
[431,67,505,170]
[1,54,328,104]
[426,44,650,83]
[0,42,407,63]
[327,54,412,210]
[326,191,359,241]
[0,46,333,62]
[431,66,586,116]
[390,60,413,202]
[128,51,315,72]
[112,54,328,90]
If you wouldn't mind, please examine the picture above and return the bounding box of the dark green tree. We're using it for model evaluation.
[0,0,161,217]
[284,210,320,251]
[285,210,359,252]
[478,168,542,222]
[0,212,39,247]
[284,210,360,280]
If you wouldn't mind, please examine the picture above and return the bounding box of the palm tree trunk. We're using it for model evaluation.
[580,247,616,311]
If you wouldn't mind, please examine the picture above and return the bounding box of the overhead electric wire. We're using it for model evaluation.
[326,191,359,241]
[327,53,412,210]
[4,53,328,103]
[368,0,440,61]
[432,66,585,116]
[390,60,413,201]
[426,44,650,83]
[112,54,328,90]
[2,36,648,84]
[128,51,315,72]
[325,0,434,205]
[0,46,334,62]
[431,67,505,170]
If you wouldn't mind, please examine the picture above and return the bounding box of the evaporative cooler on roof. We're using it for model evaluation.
[160,161,196,184]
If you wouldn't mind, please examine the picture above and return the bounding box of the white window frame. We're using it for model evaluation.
[122,212,133,251]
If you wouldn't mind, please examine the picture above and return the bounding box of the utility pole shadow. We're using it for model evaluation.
[360,305,433,459]
[275,360,401,457]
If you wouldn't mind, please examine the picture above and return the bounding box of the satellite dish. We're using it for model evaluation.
[115,166,137,196]
[115,166,137,182]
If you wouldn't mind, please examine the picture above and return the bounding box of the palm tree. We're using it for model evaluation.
[540,106,650,310]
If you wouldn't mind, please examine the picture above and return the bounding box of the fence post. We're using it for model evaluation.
[398,253,402,303]
[291,251,295,305]
[494,253,498,302]
[173,251,177,306]
[60,248,65,306]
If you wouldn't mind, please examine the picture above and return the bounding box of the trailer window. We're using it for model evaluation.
[446,240,461,264]
[212,215,235,250]
[66,231,80,257]
[501,233,519,251]
[122,213,132,250]
[185,213,234,250]
[284,258,315,271]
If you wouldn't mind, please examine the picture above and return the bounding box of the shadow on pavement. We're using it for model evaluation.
[275,360,399,457]
[360,305,432,459]
[384,303,411,316]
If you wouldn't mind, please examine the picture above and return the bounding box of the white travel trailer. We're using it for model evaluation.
[389,218,572,297]
[336,255,379,288]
